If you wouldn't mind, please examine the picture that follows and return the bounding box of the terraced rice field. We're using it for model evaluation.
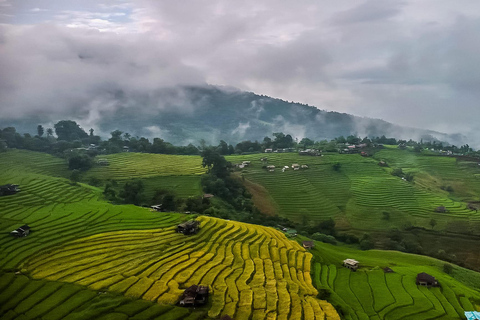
[23,216,340,320]
[308,240,480,320]
[86,153,205,180]
[226,153,480,233]
[0,272,205,320]
[0,151,186,270]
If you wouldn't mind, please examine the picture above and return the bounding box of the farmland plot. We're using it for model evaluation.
[23,217,340,320]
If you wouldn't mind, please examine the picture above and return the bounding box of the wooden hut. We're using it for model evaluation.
[302,241,314,249]
[10,225,30,237]
[343,259,359,271]
[179,285,209,307]
[177,220,200,235]
[416,272,438,287]
[0,184,20,196]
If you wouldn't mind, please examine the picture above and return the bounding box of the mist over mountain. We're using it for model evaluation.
[0,85,467,146]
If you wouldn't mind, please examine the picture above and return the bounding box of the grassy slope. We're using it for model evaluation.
[305,239,480,319]
[21,216,340,320]
[226,150,480,232]
[0,150,339,320]
[84,152,205,199]
[2,149,480,320]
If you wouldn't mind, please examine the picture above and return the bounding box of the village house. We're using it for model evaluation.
[0,184,20,196]
[10,225,31,237]
[179,285,209,307]
[343,259,359,271]
[264,148,273,153]
[416,272,439,287]
[302,241,314,249]
[177,220,200,235]
[123,146,129,152]
[299,149,321,156]
[292,164,300,170]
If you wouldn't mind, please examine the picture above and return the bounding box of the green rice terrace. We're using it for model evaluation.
[0,148,480,319]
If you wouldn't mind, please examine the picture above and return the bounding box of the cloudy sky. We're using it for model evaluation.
[1,0,480,143]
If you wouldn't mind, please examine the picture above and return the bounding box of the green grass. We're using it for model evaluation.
[307,240,480,320]
[85,153,205,180]
[226,151,480,230]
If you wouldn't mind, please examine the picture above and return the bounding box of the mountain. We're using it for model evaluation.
[0,85,466,145]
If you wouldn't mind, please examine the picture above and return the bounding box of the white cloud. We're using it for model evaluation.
[1,0,480,145]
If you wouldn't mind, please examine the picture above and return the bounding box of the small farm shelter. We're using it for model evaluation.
[378,161,388,167]
[465,311,480,320]
[286,229,297,237]
[242,161,251,166]
[301,164,309,169]
[0,184,20,196]
[265,148,273,153]
[266,165,275,172]
[203,194,214,199]
[10,225,30,237]
[416,272,439,287]
[383,267,394,273]
[179,285,209,307]
[151,204,163,211]
[292,164,300,170]
[435,206,448,213]
[343,259,359,271]
[303,241,314,249]
[97,159,109,166]
[177,220,200,235]
[123,146,129,152]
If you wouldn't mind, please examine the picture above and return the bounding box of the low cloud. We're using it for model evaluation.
[1,0,480,146]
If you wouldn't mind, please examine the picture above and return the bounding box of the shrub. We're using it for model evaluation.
[311,233,337,245]
[443,263,453,275]
[317,288,332,300]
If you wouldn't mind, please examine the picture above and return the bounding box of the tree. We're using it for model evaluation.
[201,148,230,178]
[46,128,54,137]
[299,138,314,150]
[429,219,437,229]
[70,169,81,184]
[68,154,93,171]
[37,125,44,137]
[119,180,144,205]
[217,140,229,155]
[54,120,88,141]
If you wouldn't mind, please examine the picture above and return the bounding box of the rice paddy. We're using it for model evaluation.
[226,151,480,234]
[22,216,340,320]
[2,149,480,319]
[307,240,480,320]
[0,272,206,320]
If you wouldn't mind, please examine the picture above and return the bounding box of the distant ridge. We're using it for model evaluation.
[0,85,467,146]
